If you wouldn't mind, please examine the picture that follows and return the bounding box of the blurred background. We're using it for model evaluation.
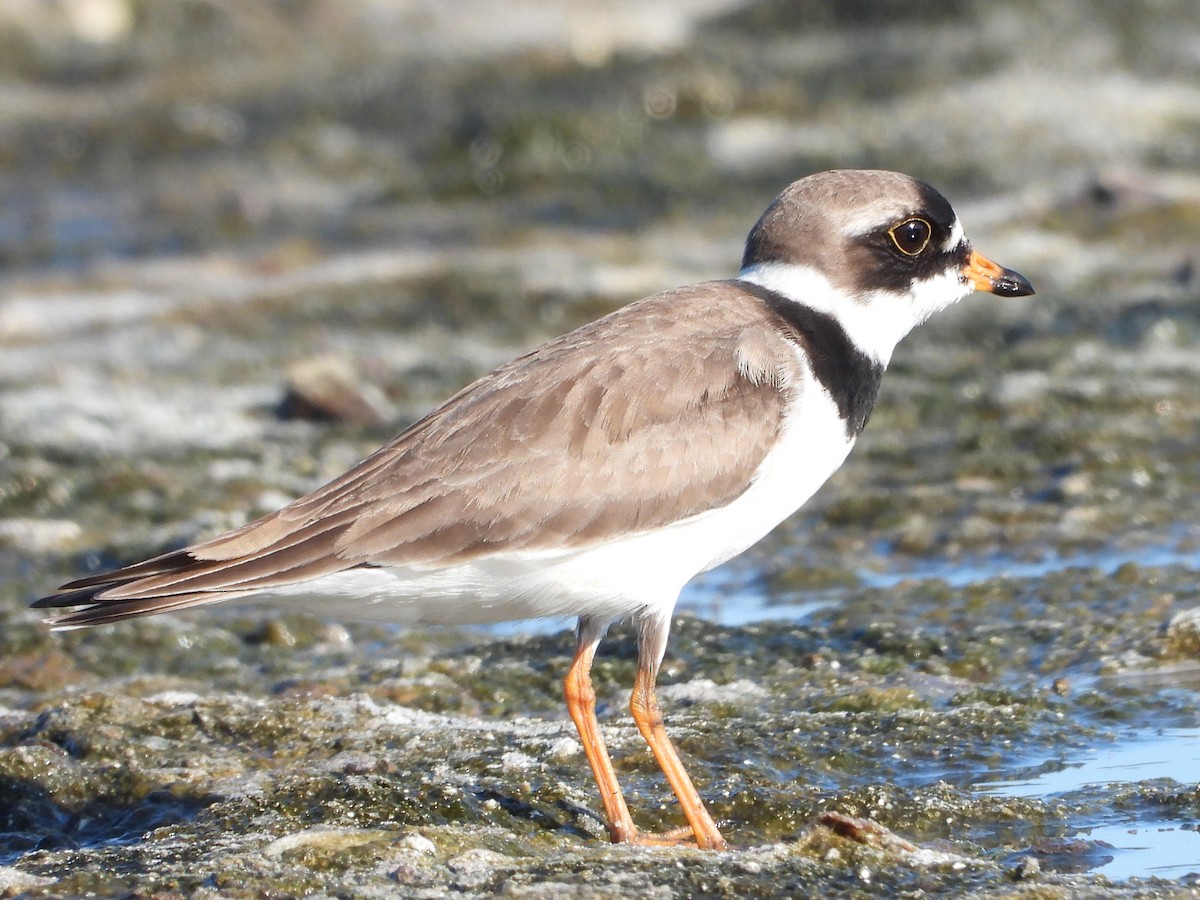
[3,1,1200,893]
[1,0,1197,561]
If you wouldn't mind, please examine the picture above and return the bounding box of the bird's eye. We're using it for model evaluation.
[888,217,932,256]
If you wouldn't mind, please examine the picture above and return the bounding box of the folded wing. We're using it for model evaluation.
[35,282,801,627]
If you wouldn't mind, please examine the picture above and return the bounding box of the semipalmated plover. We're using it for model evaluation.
[35,169,1033,851]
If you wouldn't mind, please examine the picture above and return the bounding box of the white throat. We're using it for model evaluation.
[738,261,972,366]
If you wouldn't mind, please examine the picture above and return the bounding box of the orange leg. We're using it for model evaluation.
[630,661,728,851]
[564,623,639,844]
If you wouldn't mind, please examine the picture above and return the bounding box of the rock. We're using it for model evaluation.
[279,355,393,426]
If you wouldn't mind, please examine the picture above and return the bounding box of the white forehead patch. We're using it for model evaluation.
[941,219,965,252]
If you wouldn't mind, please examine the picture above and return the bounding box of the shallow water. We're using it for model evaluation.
[1080,821,1200,881]
[977,727,1200,879]
[861,536,1200,592]
[977,727,1200,801]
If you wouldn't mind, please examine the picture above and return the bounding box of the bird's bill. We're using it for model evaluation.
[964,249,1035,297]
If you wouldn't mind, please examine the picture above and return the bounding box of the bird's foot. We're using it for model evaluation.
[615,824,729,851]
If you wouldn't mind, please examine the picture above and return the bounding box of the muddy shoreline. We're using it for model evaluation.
[3,1,1200,895]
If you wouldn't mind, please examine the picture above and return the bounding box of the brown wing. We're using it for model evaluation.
[35,281,802,626]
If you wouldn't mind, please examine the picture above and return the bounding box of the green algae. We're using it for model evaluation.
[7,558,1200,894]
[8,562,1194,890]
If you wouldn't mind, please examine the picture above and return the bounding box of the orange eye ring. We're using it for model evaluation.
[888,217,932,256]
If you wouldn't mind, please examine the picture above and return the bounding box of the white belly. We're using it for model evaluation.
[261,380,855,627]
